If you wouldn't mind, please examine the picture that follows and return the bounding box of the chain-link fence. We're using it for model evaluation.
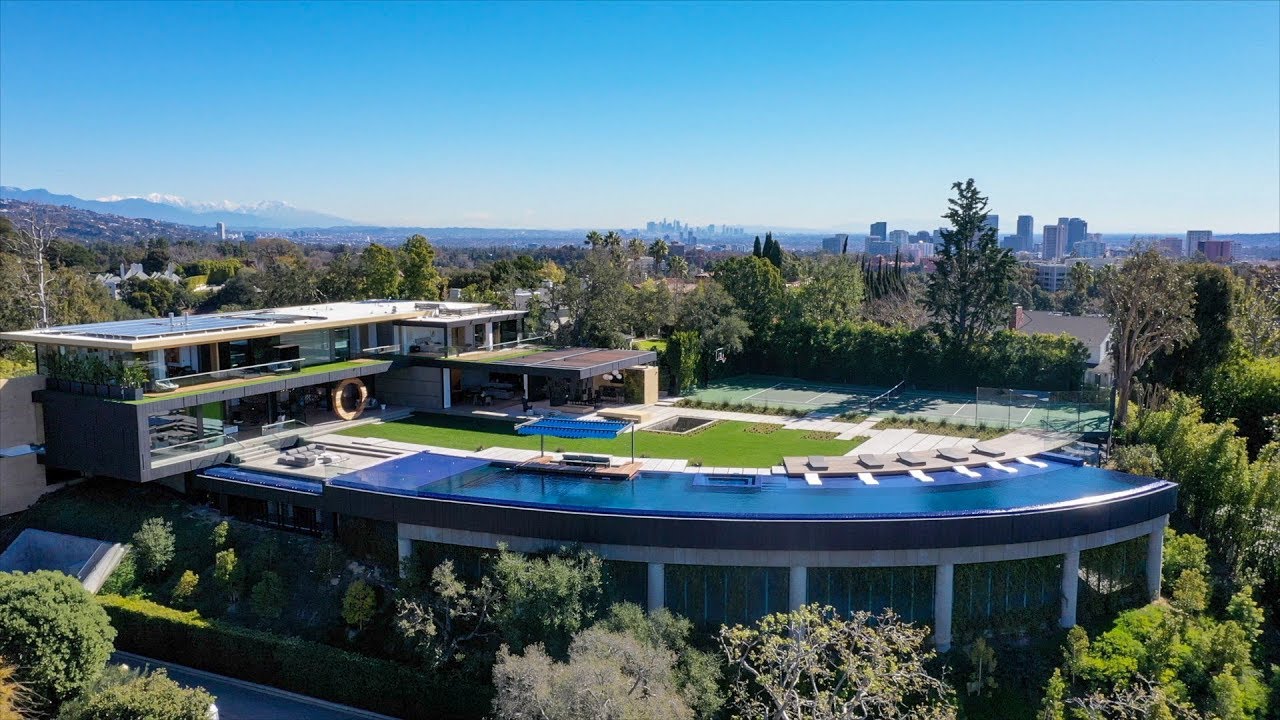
[974,387,1113,433]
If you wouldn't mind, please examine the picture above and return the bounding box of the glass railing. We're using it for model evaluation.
[150,432,244,461]
[148,358,303,394]
[150,419,312,466]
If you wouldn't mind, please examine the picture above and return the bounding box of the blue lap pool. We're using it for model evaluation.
[328,452,1165,519]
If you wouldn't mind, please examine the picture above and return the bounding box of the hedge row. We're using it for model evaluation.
[749,320,1091,392]
[99,594,488,719]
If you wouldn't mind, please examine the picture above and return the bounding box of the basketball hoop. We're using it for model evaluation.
[714,347,727,363]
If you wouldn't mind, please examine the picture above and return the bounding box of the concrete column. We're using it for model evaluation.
[647,562,665,612]
[934,563,954,653]
[485,322,495,351]
[397,537,412,578]
[789,566,807,611]
[1060,549,1080,628]
[1146,517,1167,601]
[441,368,452,409]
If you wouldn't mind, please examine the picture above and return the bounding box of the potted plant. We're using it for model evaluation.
[64,355,87,394]
[118,363,149,400]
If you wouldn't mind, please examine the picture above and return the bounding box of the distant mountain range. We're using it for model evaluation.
[0,200,219,244]
[0,186,356,229]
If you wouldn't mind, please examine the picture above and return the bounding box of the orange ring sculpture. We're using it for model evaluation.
[331,378,368,421]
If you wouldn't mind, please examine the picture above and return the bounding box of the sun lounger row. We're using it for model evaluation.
[800,440,1015,476]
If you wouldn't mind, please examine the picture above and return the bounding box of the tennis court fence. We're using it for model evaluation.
[974,387,1113,433]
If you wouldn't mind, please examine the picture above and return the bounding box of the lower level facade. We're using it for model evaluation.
[193,451,1176,650]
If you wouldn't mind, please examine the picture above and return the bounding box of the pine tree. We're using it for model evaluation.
[752,236,762,258]
[924,179,1015,352]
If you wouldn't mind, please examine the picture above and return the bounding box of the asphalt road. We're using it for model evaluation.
[112,652,398,720]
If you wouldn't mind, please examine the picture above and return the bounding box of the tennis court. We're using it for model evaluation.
[687,375,1111,432]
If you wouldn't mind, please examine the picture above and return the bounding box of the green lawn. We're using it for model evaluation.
[633,339,667,352]
[336,413,864,466]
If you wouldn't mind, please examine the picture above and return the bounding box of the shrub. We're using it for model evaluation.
[132,518,176,578]
[213,549,241,600]
[341,580,376,629]
[210,521,229,551]
[0,571,115,705]
[100,553,138,596]
[98,594,486,719]
[1107,444,1163,476]
[61,668,213,720]
[251,571,286,620]
[170,570,199,607]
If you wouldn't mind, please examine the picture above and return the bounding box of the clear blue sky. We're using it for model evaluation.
[2,1,1277,232]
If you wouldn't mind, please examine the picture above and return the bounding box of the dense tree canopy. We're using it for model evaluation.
[719,605,956,720]
[0,571,116,706]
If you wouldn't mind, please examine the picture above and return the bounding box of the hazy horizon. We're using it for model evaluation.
[1,1,1278,232]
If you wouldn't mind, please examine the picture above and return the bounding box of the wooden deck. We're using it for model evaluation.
[782,432,1074,477]
[517,456,644,480]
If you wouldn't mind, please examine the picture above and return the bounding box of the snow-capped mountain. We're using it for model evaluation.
[0,186,356,229]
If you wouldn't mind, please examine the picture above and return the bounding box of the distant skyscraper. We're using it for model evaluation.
[1017,215,1034,248]
[1186,230,1212,257]
[983,215,999,238]
[866,239,896,256]
[1158,236,1184,257]
[870,222,887,248]
[216,222,226,240]
[888,229,910,246]
[1197,239,1232,263]
[822,234,848,253]
[1074,238,1105,258]
[1042,225,1063,260]
[1066,218,1087,253]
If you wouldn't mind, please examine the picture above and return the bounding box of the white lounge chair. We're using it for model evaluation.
[953,465,981,478]
[909,469,934,483]
[804,472,823,486]
[1016,456,1048,468]
[986,461,1017,474]
[857,472,879,486]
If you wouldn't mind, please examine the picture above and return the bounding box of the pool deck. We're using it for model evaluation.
[780,431,1071,477]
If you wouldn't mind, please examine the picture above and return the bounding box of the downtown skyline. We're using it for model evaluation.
[1,1,1278,232]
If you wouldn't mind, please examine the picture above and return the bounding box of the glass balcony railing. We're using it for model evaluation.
[149,419,311,466]
[149,358,304,394]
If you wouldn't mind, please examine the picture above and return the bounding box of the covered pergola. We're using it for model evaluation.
[516,416,636,462]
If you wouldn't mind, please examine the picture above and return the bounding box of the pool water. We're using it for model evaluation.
[329,453,1163,519]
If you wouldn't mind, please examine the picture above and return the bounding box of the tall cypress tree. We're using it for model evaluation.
[924,179,1016,352]
[763,232,783,269]
[753,236,762,258]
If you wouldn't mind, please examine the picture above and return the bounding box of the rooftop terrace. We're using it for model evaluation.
[0,299,521,351]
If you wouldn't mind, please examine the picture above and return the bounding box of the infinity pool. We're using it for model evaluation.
[328,453,1165,519]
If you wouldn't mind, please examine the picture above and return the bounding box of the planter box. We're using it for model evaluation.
[69,381,85,394]
[124,387,144,401]
[47,378,64,391]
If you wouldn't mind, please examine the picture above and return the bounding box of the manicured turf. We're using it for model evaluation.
[336,413,865,466]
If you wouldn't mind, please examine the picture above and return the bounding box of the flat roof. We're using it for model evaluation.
[430,348,658,379]
[0,300,526,352]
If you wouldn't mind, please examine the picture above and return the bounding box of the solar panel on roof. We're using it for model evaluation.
[44,315,272,340]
